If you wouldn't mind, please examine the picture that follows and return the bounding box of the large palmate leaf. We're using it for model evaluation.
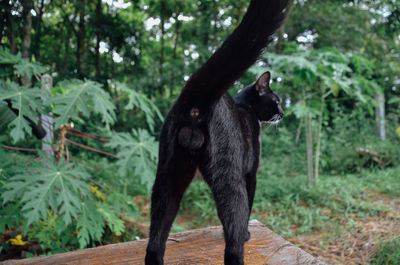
[97,203,125,236]
[0,47,21,65]
[106,129,158,191]
[0,81,48,142]
[77,199,105,249]
[257,45,381,105]
[48,79,116,128]
[115,82,163,132]
[14,61,47,79]
[2,156,89,226]
[0,47,46,78]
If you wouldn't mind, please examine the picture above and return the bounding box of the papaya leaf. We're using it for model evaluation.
[97,203,125,236]
[106,129,158,191]
[288,101,319,119]
[0,48,22,65]
[77,199,105,249]
[0,48,46,78]
[0,81,48,142]
[14,60,47,79]
[351,54,375,76]
[115,82,163,132]
[48,79,116,128]
[2,156,89,226]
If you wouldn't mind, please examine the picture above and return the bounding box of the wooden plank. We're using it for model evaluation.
[2,220,324,265]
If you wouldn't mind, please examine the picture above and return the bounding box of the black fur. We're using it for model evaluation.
[4,99,46,139]
[145,1,288,264]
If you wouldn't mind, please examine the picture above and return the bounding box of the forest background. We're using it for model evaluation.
[0,0,399,264]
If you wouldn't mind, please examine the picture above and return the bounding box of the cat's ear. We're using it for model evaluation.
[256,71,271,96]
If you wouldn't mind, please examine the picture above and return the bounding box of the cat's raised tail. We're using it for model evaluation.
[179,0,289,107]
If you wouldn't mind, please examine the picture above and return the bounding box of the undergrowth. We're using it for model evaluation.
[370,237,400,265]
[179,165,400,238]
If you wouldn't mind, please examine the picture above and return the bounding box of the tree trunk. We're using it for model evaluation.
[21,0,33,86]
[375,92,385,140]
[76,0,86,79]
[170,4,182,95]
[3,0,16,54]
[306,113,314,186]
[277,0,294,53]
[55,29,64,73]
[0,10,5,43]
[33,0,45,61]
[95,0,102,80]
[60,9,77,75]
[294,117,303,146]
[314,95,325,182]
[160,0,166,83]
[5,8,16,54]
[63,28,71,74]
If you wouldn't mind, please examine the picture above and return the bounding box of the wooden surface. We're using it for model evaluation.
[2,220,324,265]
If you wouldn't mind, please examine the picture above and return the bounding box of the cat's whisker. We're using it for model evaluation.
[262,114,283,129]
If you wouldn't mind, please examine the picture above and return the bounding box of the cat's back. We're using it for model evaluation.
[208,94,258,145]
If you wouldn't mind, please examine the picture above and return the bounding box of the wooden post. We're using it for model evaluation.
[41,74,53,157]
[375,92,385,140]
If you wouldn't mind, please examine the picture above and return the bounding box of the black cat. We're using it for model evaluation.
[145,0,288,264]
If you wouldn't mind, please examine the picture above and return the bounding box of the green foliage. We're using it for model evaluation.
[0,203,23,234]
[114,82,163,132]
[77,199,105,249]
[49,79,116,128]
[2,156,89,226]
[0,81,47,142]
[256,45,379,106]
[370,237,400,265]
[0,48,46,78]
[1,0,399,261]
[27,211,76,253]
[0,48,162,255]
[106,129,158,191]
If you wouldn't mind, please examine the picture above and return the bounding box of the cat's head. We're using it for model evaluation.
[252,71,284,124]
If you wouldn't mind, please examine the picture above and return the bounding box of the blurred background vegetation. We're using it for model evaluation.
[0,0,399,263]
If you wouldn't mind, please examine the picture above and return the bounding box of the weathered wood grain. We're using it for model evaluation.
[2,220,324,265]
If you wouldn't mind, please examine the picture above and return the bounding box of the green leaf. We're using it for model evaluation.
[97,203,125,236]
[351,54,374,76]
[288,101,320,119]
[0,203,22,234]
[14,60,47,79]
[77,199,105,249]
[0,48,22,65]
[115,82,163,132]
[106,129,158,191]
[48,79,116,128]
[2,156,89,226]
[0,81,48,142]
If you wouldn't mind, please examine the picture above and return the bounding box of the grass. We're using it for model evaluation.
[177,165,400,264]
[370,237,400,265]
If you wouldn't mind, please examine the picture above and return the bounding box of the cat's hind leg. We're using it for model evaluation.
[245,172,257,241]
[145,148,196,265]
[202,168,249,265]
